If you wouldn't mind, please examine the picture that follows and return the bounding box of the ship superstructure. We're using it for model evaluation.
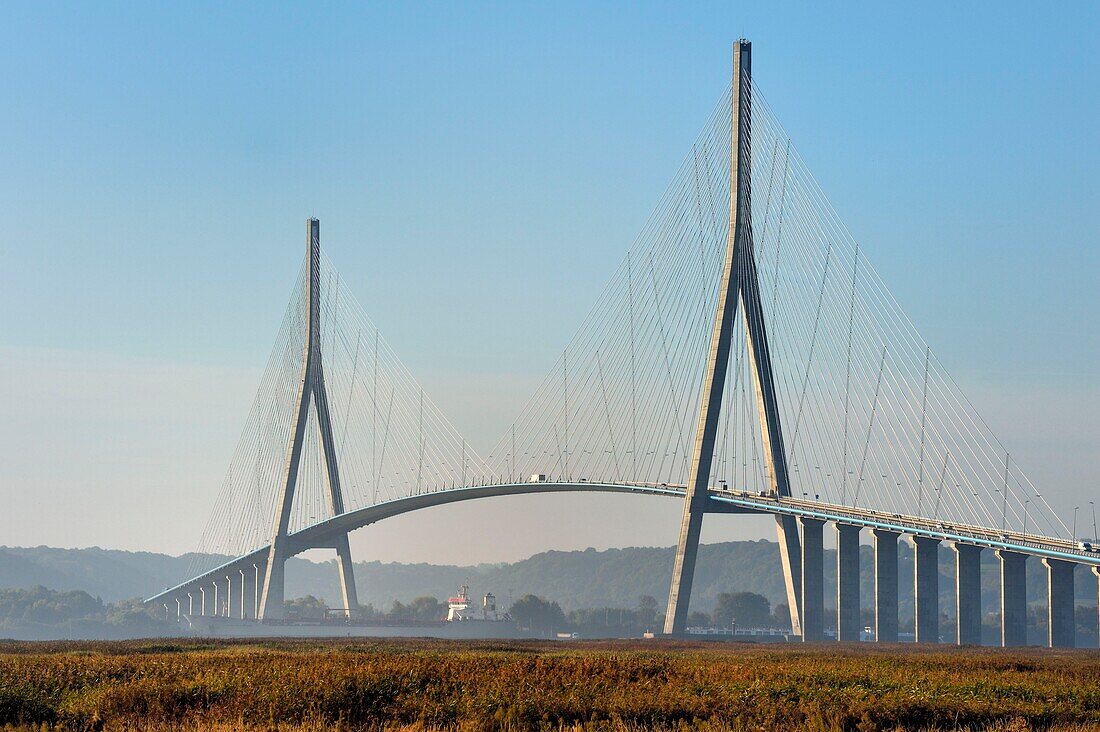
[446,584,505,622]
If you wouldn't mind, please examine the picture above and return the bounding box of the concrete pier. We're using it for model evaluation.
[255,562,266,618]
[997,550,1027,647]
[953,543,982,646]
[240,568,253,619]
[836,523,861,642]
[1095,567,1100,649]
[1043,558,1075,648]
[800,518,825,641]
[913,536,940,643]
[873,529,899,643]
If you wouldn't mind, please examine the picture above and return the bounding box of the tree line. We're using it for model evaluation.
[6,584,1095,645]
[0,586,788,635]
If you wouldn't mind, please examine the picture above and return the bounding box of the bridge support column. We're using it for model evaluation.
[1043,558,1075,648]
[800,518,825,641]
[953,543,982,646]
[187,593,194,618]
[873,529,899,643]
[997,550,1027,647]
[240,569,253,620]
[213,582,221,617]
[224,576,233,619]
[1095,566,1100,649]
[914,536,940,643]
[199,587,207,616]
[836,523,861,642]
[254,563,264,619]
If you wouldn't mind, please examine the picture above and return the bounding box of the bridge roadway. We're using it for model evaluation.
[149,481,1100,648]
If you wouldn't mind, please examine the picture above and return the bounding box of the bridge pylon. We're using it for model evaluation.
[257,218,360,621]
[664,40,803,636]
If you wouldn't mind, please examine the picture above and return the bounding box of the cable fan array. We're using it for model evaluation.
[186,254,493,581]
[487,78,1068,540]
[187,74,1069,585]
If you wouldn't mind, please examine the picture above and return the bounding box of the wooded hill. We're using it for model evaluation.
[2,540,1095,617]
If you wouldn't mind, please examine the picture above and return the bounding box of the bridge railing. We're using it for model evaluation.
[711,487,1099,563]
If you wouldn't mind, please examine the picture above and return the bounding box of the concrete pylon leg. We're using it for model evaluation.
[1043,558,1075,648]
[800,518,825,641]
[775,515,804,637]
[997,550,1027,647]
[260,560,286,620]
[213,582,221,617]
[332,533,359,617]
[953,543,982,646]
[313,376,359,616]
[913,536,940,643]
[836,523,861,642]
[665,492,706,634]
[224,576,233,619]
[873,529,899,643]
[200,587,207,617]
[187,593,194,617]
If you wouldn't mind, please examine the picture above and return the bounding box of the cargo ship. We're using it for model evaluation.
[445,584,510,623]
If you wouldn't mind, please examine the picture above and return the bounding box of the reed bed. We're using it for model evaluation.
[1,638,1097,730]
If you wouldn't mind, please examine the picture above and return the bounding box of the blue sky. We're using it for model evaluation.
[2,2,1097,562]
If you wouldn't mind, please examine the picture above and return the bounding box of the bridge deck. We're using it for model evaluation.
[148,481,1098,606]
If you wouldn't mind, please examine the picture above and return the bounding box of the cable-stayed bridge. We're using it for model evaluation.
[147,41,1099,648]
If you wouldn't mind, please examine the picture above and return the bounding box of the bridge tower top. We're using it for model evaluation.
[306,218,322,370]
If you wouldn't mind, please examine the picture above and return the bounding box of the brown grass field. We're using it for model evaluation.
[1,637,1098,731]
